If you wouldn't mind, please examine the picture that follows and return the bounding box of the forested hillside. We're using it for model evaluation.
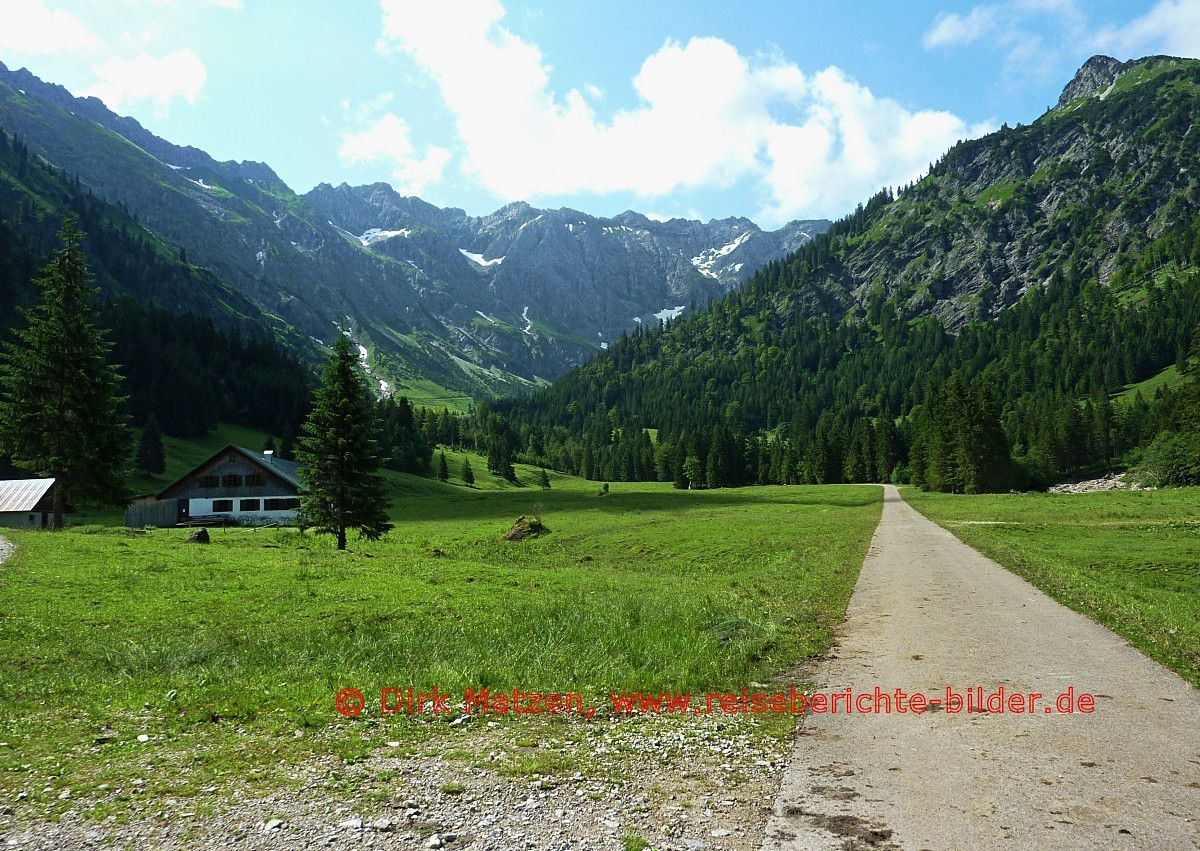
[0,128,312,440]
[492,55,1200,491]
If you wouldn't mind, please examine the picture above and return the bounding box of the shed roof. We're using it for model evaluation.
[0,478,55,513]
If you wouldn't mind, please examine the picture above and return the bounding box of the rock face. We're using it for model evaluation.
[303,182,826,362]
[1056,55,1127,107]
[791,54,1200,333]
[0,61,828,396]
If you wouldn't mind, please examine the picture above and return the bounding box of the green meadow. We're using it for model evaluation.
[904,487,1200,686]
[0,456,882,813]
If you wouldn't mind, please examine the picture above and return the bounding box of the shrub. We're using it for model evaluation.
[1136,431,1200,487]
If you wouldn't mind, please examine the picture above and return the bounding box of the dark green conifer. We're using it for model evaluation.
[296,335,393,550]
[0,217,130,527]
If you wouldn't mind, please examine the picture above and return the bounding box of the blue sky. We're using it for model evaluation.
[2,1,1197,226]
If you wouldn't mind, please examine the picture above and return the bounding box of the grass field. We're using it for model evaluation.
[904,487,1200,686]
[0,464,882,816]
[1114,363,1182,403]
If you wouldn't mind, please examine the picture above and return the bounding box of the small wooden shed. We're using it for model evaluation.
[0,478,55,529]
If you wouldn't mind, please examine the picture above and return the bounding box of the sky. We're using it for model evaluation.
[1,1,1198,227]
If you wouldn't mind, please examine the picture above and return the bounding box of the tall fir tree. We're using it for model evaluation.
[0,217,130,527]
[296,335,393,550]
[437,450,449,482]
[136,416,166,475]
[538,467,551,490]
[461,457,475,487]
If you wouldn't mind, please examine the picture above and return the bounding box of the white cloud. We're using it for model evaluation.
[1093,0,1200,59]
[921,1,1087,81]
[377,0,987,222]
[339,113,452,195]
[0,0,100,55]
[758,68,992,223]
[922,1,1200,78]
[923,6,1002,49]
[83,49,207,112]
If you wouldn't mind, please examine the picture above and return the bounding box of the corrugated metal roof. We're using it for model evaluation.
[0,478,55,513]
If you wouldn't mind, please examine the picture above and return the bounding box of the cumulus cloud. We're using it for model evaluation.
[1093,0,1200,59]
[339,113,452,195]
[83,49,207,112]
[377,0,988,222]
[0,0,100,55]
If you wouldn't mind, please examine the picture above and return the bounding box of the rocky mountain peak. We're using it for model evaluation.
[1057,55,1126,108]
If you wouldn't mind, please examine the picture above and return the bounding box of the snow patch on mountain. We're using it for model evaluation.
[359,227,411,246]
[690,231,753,279]
[654,306,686,322]
[459,249,505,267]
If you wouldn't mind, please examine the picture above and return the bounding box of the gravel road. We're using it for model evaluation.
[763,485,1200,850]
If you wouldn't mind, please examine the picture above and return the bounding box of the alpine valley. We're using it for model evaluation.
[0,60,827,407]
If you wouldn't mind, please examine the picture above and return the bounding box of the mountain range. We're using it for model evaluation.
[0,60,827,404]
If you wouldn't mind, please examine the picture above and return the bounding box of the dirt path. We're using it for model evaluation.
[0,535,11,565]
[764,485,1200,850]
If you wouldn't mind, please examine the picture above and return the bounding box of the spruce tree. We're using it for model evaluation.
[487,439,516,482]
[279,427,295,461]
[461,457,475,487]
[136,416,166,475]
[0,217,130,527]
[538,467,551,490]
[437,450,449,482]
[296,335,393,550]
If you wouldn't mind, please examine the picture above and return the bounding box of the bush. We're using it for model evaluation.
[1015,447,1058,491]
[1136,431,1200,487]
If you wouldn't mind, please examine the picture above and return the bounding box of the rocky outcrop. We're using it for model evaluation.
[1056,55,1127,107]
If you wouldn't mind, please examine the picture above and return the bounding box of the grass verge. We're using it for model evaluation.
[903,487,1200,686]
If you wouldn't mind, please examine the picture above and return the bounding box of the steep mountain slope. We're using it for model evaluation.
[0,129,312,438]
[0,129,294,341]
[504,55,1200,475]
[0,61,827,402]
